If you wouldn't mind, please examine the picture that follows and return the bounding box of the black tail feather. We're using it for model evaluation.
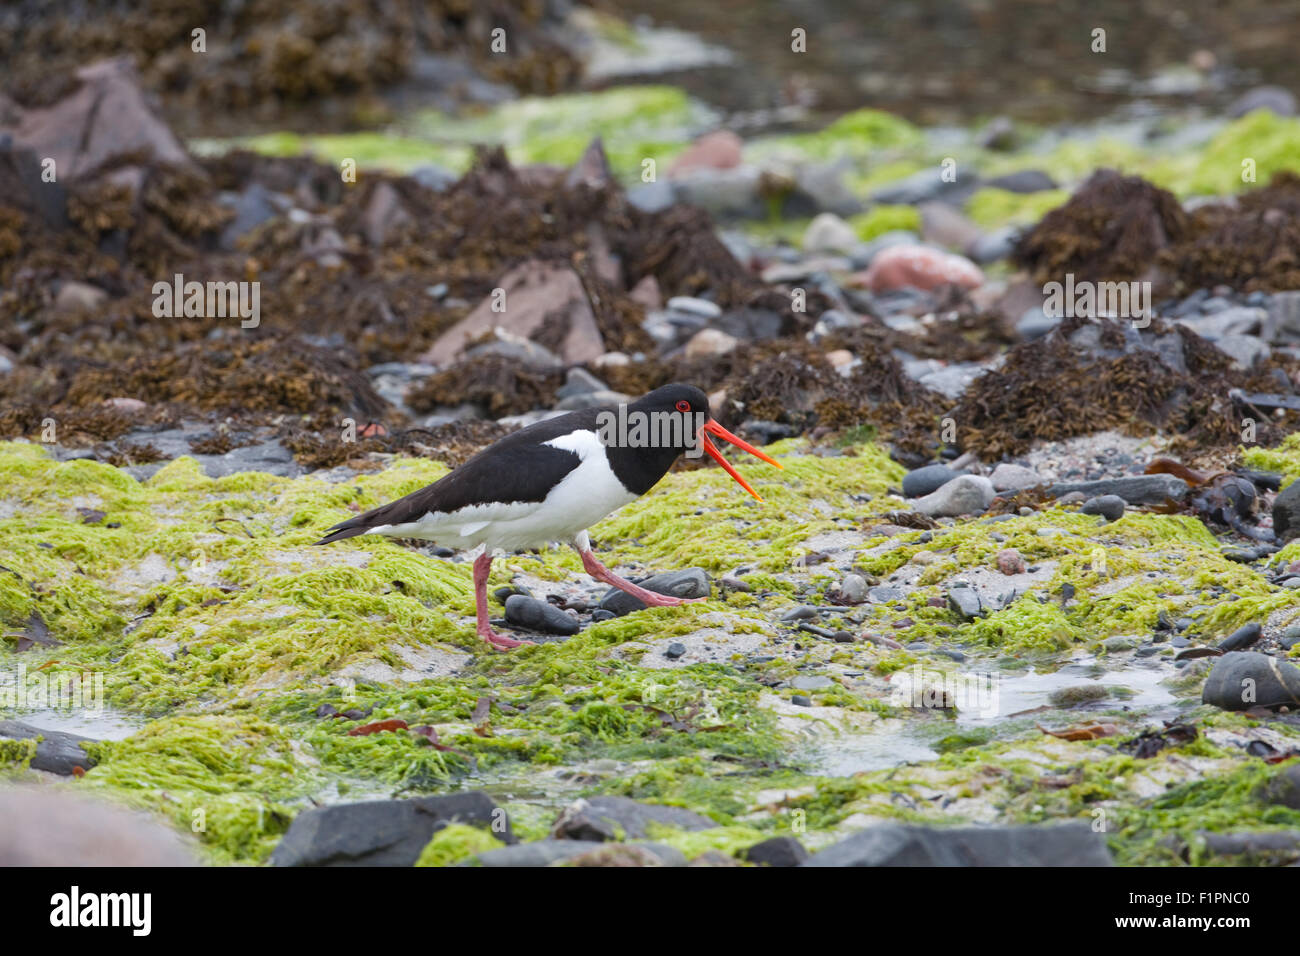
[313,521,376,546]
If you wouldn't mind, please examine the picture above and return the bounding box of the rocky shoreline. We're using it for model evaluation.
[3,10,1300,868]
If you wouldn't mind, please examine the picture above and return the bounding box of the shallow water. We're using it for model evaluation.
[614,0,1300,126]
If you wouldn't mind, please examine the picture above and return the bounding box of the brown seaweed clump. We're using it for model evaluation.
[716,340,946,455]
[1161,172,1300,293]
[1014,169,1190,284]
[406,356,564,419]
[283,419,515,471]
[0,1,581,129]
[952,315,1293,459]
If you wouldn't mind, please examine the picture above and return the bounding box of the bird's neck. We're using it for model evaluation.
[605,443,683,496]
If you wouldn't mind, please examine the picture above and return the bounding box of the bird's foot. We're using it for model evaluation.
[479,625,534,652]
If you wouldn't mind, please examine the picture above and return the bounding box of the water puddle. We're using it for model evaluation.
[800,655,1180,777]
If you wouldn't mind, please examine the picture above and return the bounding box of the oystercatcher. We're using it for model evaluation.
[315,384,782,650]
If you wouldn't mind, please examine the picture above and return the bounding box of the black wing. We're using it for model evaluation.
[314,408,602,544]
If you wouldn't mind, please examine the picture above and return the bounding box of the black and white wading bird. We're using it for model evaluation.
[315,384,782,650]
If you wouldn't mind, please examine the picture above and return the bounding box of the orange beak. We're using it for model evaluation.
[699,419,784,502]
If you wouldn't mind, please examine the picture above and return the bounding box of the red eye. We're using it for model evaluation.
[675,400,691,412]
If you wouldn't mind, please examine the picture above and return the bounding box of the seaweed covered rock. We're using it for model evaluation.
[952,314,1292,457]
[1014,169,1190,284]
[1162,172,1300,293]
[0,2,581,127]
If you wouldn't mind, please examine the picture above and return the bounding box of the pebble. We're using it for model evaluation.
[868,586,906,603]
[947,587,982,620]
[504,595,580,636]
[664,642,687,659]
[599,568,710,616]
[839,573,868,604]
[1273,480,1300,543]
[912,474,996,517]
[1050,476,1188,506]
[854,244,984,293]
[666,295,722,319]
[995,548,1026,575]
[902,464,958,498]
[1218,622,1262,652]
[791,695,812,707]
[1080,494,1127,522]
[781,604,819,622]
[801,213,859,255]
[989,463,1043,492]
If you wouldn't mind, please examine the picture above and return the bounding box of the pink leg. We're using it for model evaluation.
[473,552,532,651]
[578,548,707,608]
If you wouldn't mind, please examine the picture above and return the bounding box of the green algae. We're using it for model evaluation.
[0,737,37,771]
[202,86,712,179]
[847,205,921,241]
[964,187,1071,229]
[1244,434,1300,484]
[592,443,901,572]
[1183,110,1300,196]
[79,713,307,863]
[415,823,504,867]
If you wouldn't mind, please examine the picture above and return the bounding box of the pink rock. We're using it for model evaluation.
[995,548,1026,575]
[103,397,146,414]
[854,244,984,293]
[669,131,743,178]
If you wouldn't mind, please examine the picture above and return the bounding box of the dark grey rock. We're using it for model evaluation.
[1049,475,1188,506]
[791,694,812,707]
[1016,306,1060,340]
[947,587,982,620]
[1280,624,1300,651]
[982,169,1058,193]
[714,307,784,341]
[1198,830,1300,863]
[218,182,279,249]
[555,367,608,399]
[0,720,95,775]
[1256,765,1300,810]
[1273,479,1300,542]
[780,605,819,622]
[598,568,710,616]
[871,167,976,205]
[1227,85,1297,119]
[504,595,580,636]
[902,464,958,498]
[1080,494,1127,522]
[664,642,686,659]
[967,226,1021,264]
[552,796,714,842]
[802,823,1112,866]
[195,438,302,478]
[1202,651,1300,711]
[1218,622,1263,653]
[271,792,511,866]
[743,836,809,867]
